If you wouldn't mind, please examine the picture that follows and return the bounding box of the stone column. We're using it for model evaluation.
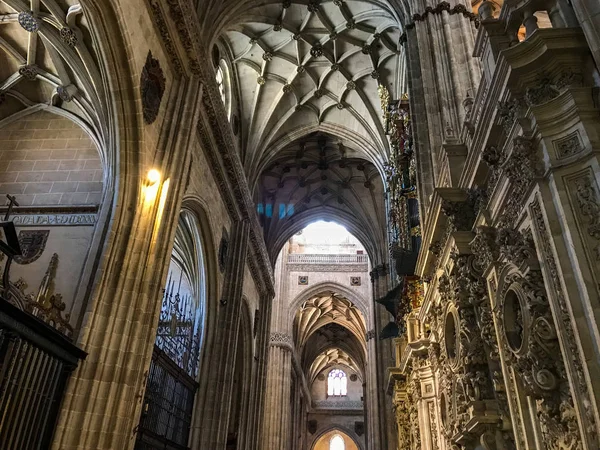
[404,0,481,213]
[240,291,274,450]
[262,333,294,449]
[368,263,395,450]
[52,78,202,450]
[194,218,251,449]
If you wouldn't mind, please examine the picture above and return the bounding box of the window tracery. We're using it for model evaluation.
[328,369,348,396]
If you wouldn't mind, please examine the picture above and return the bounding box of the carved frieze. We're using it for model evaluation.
[496,98,523,133]
[525,70,584,107]
[394,393,411,449]
[441,196,477,232]
[269,332,293,352]
[470,226,499,272]
[405,2,479,30]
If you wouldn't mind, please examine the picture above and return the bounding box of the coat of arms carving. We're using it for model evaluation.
[141,51,166,125]
[14,230,49,264]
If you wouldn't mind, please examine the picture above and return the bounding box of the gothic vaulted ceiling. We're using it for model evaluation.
[220,0,404,178]
[258,132,386,261]
[216,1,404,262]
[0,0,108,147]
[294,291,366,350]
[307,347,362,383]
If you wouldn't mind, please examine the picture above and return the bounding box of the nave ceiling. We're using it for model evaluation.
[215,2,403,263]
[218,0,405,180]
[294,291,367,362]
[258,132,386,261]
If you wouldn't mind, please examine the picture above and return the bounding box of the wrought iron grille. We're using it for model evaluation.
[155,274,202,378]
[135,273,202,450]
[0,298,86,450]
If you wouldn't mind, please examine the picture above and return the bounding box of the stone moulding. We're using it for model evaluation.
[313,400,363,409]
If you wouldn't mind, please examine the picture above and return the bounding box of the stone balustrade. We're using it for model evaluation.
[287,253,368,264]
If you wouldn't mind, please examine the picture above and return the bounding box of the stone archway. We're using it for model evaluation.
[311,428,362,450]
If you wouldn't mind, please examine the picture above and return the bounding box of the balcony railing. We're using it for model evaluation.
[287,254,368,264]
[313,400,364,410]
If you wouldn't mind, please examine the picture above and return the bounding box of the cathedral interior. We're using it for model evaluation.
[0,0,600,449]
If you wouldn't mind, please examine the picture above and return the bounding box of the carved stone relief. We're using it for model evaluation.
[218,229,229,273]
[529,197,598,444]
[571,171,600,261]
[553,131,583,159]
[496,254,582,448]
[14,230,49,265]
[140,51,166,125]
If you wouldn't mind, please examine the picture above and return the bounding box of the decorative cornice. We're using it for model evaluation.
[145,0,184,75]
[144,2,276,298]
[197,99,275,298]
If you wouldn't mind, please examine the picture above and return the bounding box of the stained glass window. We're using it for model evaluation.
[330,435,345,450]
[327,369,347,396]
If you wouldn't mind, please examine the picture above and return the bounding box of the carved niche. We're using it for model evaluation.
[140,51,166,125]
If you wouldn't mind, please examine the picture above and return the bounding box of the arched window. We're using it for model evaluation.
[327,369,347,396]
[216,65,225,104]
[330,434,345,450]
[136,210,208,449]
[215,59,231,119]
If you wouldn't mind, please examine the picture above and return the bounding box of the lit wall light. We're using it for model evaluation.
[147,169,161,185]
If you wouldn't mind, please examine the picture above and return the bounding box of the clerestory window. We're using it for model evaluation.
[327,369,347,397]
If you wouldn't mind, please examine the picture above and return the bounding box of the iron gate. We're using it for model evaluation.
[135,274,201,450]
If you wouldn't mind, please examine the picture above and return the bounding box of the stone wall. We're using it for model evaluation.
[0,112,103,206]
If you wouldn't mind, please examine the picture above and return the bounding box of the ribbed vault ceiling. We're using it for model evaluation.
[294,291,366,351]
[307,347,362,384]
[220,0,404,178]
[0,0,107,146]
[301,322,366,380]
[258,132,385,261]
